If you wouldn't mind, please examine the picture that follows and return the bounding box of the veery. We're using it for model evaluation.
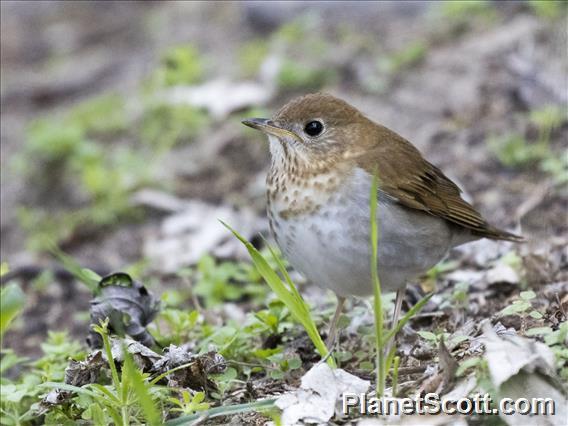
[243,93,522,347]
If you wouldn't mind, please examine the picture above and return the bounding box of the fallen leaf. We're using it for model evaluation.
[110,338,162,371]
[88,273,159,348]
[275,363,370,425]
[153,345,225,391]
[143,201,267,273]
[486,264,520,285]
[40,351,105,411]
[482,323,567,426]
[161,79,273,119]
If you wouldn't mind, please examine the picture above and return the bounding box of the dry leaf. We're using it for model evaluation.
[275,363,370,425]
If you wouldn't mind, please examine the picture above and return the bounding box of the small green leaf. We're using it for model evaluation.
[417,331,438,342]
[288,357,302,370]
[0,262,9,277]
[525,326,553,336]
[0,283,26,337]
[520,290,537,300]
[456,357,482,377]
[450,334,470,346]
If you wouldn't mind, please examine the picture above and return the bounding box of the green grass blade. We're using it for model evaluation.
[165,398,276,425]
[123,349,161,425]
[369,175,386,396]
[93,322,122,394]
[262,237,303,302]
[89,383,121,405]
[263,240,330,364]
[105,406,124,426]
[150,361,195,385]
[384,293,433,343]
[46,240,100,293]
[39,382,100,399]
[220,221,334,367]
[391,356,400,397]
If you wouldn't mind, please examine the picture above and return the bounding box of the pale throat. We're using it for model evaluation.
[266,136,350,221]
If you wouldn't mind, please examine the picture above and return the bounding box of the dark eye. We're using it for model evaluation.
[304,120,324,137]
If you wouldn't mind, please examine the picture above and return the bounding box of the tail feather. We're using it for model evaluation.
[476,225,524,242]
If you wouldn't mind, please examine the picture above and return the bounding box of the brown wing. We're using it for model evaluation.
[355,125,523,242]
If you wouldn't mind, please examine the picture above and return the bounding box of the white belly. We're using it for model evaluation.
[270,169,468,297]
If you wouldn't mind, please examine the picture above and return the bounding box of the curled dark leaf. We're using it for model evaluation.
[39,351,105,412]
[65,350,105,386]
[110,338,162,372]
[87,272,159,349]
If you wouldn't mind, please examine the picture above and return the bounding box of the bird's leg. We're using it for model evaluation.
[326,296,346,350]
[385,286,406,356]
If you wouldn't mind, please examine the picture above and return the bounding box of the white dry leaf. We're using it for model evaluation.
[143,200,267,273]
[275,363,370,425]
[482,323,567,426]
[162,79,274,119]
[445,269,484,286]
[358,415,468,426]
[441,375,478,404]
[485,264,520,285]
[455,238,513,267]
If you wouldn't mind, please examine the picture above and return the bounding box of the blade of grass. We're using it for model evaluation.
[383,293,433,343]
[264,240,331,364]
[165,398,276,425]
[46,239,100,293]
[89,383,121,405]
[150,361,196,385]
[93,321,122,396]
[264,239,303,301]
[39,382,101,399]
[123,348,161,426]
[369,175,386,397]
[105,406,124,426]
[221,221,334,367]
[391,356,400,397]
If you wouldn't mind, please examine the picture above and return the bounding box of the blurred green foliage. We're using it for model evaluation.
[13,94,143,249]
[488,134,545,167]
[66,93,128,136]
[13,44,213,251]
[438,0,496,22]
[1,331,84,426]
[277,60,337,90]
[488,105,567,184]
[238,39,270,77]
[140,103,209,151]
[528,0,568,20]
[274,18,337,90]
[377,41,428,75]
[156,44,205,86]
[437,0,496,35]
[236,16,338,90]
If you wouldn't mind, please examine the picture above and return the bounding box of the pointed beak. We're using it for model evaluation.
[241,118,297,139]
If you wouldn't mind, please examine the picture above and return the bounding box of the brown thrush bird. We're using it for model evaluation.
[243,93,522,348]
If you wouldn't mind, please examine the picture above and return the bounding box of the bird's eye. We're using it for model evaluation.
[304,120,324,137]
